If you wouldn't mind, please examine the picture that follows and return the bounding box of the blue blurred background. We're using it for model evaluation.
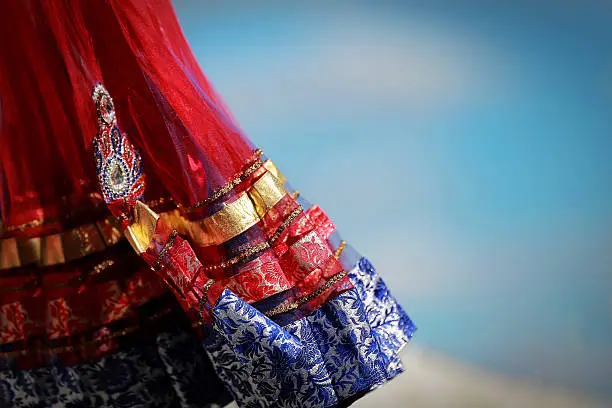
[174,0,612,405]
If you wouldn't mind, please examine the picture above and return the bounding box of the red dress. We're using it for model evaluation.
[0,1,415,407]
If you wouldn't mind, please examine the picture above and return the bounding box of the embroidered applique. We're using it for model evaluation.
[92,83,145,203]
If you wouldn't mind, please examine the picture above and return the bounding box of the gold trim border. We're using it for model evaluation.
[185,168,289,246]
[0,159,292,270]
[0,219,123,270]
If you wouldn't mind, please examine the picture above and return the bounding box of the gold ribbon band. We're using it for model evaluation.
[262,159,287,184]
[187,170,288,246]
[249,168,288,218]
[0,219,123,270]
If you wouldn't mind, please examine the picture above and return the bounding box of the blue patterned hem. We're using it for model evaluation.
[0,325,233,408]
[204,257,416,408]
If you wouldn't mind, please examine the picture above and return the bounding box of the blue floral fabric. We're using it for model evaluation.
[203,257,416,408]
[0,327,232,408]
[1,258,415,408]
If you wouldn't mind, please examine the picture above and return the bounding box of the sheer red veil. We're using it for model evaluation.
[0,0,255,236]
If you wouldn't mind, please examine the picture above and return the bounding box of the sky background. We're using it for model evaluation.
[173,0,612,402]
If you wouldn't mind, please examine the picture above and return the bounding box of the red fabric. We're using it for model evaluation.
[0,0,254,237]
[0,263,166,345]
[0,1,356,366]
[147,181,352,319]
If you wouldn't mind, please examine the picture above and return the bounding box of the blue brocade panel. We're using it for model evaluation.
[204,258,416,408]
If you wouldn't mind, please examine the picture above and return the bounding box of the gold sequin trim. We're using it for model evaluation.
[92,259,116,275]
[191,319,207,328]
[146,196,174,209]
[269,206,303,244]
[334,241,347,259]
[4,218,47,233]
[265,270,348,317]
[188,149,264,210]
[2,195,169,236]
[201,279,215,299]
[152,230,178,270]
[201,241,270,272]
[2,191,135,233]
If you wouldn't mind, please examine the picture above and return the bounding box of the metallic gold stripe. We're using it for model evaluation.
[188,193,261,246]
[40,235,66,265]
[188,172,288,246]
[249,171,288,219]
[0,200,161,270]
[0,238,20,269]
[265,270,348,317]
[17,238,42,267]
[334,241,347,259]
[0,219,122,270]
[96,218,124,246]
[262,159,287,184]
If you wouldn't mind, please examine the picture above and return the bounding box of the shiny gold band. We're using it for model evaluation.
[249,169,289,218]
[0,218,123,270]
[187,170,289,246]
[262,159,287,184]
